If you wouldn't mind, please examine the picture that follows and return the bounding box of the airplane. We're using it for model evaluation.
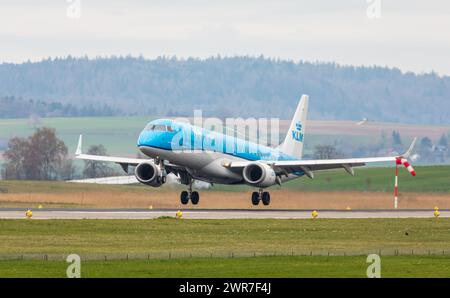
[356,118,369,125]
[75,94,416,206]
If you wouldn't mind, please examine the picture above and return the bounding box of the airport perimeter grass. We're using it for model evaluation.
[1,218,449,277]
[220,164,450,193]
[0,218,450,277]
[1,165,449,195]
[1,218,449,257]
[1,255,449,278]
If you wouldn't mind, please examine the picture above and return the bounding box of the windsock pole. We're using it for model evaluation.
[394,157,416,209]
[393,139,417,209]
[394,161,399,209]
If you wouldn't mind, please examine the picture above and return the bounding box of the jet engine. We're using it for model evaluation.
[134,162,166,187]
[242,162,277,188]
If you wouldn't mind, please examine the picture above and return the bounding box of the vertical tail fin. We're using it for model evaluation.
[279,94,309,159]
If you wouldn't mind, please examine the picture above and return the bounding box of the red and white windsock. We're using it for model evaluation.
[396,157,416,176]
[394,157,416,209]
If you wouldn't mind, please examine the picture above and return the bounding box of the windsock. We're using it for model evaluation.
[394,157,416,209]
[396,157,416,176]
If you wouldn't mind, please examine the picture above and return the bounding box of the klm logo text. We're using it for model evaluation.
[292,122,304,142]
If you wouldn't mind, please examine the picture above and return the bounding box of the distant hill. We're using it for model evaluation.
[0,96,118,119]
[0,56,449,124]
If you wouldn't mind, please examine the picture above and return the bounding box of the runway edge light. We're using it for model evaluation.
[25,209,33,218]
[434,207,440,218]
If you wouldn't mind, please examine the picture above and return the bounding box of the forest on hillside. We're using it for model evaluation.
[0,56,449,124]
[0,96,118,118]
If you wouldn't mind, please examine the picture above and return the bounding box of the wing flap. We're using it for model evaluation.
[227,156,394,174]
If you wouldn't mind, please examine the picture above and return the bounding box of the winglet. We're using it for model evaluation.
[75,135,83,156]
[402,137,417,158]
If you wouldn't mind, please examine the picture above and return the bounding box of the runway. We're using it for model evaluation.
[0,208,448,219]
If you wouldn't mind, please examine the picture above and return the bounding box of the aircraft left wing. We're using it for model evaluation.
[226,138,417,178]
[226,156,391,177]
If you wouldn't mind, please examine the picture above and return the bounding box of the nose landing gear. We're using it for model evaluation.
[251,189,271,206]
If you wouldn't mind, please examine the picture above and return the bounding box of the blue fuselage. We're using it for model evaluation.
[137,119,297,162]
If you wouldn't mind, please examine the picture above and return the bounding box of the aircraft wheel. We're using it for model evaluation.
[191,191,200,205]
[251,192,260,205]
[261,192,270,206]
[180,191,189,205]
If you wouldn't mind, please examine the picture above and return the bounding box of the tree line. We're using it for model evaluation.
[0,56,449,124]
[0,96,119,119]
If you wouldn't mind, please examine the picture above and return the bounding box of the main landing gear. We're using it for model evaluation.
[180,179,200,205]
[251,189,270,206]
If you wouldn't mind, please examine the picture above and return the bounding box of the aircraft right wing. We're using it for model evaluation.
[75,153,146,165]
[75,135,150,168]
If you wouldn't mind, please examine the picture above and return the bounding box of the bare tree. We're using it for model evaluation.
[3,137,29,179]
[82,145,114,178]
[59,159,76,180]
[25,128,68,180]
[2,127,71,180]
[313,145,342,160]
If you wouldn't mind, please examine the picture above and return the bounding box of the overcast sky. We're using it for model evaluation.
[1,0,450,75]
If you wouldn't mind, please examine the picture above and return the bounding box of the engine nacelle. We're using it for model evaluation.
[242,162,277,188]
[134,162,165,187]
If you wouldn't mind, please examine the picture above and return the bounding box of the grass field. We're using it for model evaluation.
[0,218,449,277]
[221,165,450,193]
[1,165,449,194]
[1,218,449,256]
[1,255,449,278]
[0,165,449,209]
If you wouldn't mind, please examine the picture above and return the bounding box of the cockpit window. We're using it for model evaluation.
[145,124,174,132]
[154,125,166,131]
